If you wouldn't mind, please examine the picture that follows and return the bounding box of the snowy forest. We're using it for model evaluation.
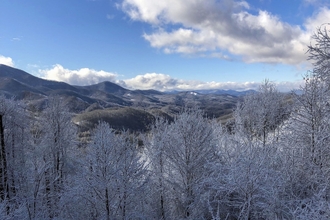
[1,27,330,220]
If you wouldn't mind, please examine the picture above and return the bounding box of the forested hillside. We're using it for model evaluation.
[1,27,330,219]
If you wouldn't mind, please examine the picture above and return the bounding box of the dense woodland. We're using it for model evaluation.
[1,27,330,219]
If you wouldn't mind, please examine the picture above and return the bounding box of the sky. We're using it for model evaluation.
[1,0,330,92]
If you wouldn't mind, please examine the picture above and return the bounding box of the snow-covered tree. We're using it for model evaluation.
[235,80,289,146]
[146,107,218,219]
[308,24,330,83]
[202,126,287,219]
[278,25,330,217]
[38,96,77,218]
[290,76,330,168]
[0,96,30,217]
[144,117,172,219]
[79,121,149,220]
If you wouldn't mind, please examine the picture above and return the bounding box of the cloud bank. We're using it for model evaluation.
[40,64,118,86]
[0,55,14,67]
[120,0,330,64]
[122,73,302,92]
[39,65,302,92]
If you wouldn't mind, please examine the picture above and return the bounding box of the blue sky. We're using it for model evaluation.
[1,0,330,91]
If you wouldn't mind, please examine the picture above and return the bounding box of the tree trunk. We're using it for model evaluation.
[0,115,9,214]
[105,188,110,220]
[0,115,7,200]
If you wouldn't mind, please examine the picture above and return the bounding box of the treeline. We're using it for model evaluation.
[1,27,330,219]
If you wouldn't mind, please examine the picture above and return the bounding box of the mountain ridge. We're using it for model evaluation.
[0,64,253,97]
[0,64,243,130]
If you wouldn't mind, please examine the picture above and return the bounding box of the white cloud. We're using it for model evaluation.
[0,55,14,67]
[123,73,178,90]
[123,73,301,92]
[39,64,118,86]
[304,7,330,32]
[121,0,330,64]
[38,65,302,92]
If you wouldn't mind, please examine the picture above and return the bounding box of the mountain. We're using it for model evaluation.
[0,64,243,131]
[76,81,129,96]
[0,64,80,93]
[0,64,130,111]
[0,77,44,96]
